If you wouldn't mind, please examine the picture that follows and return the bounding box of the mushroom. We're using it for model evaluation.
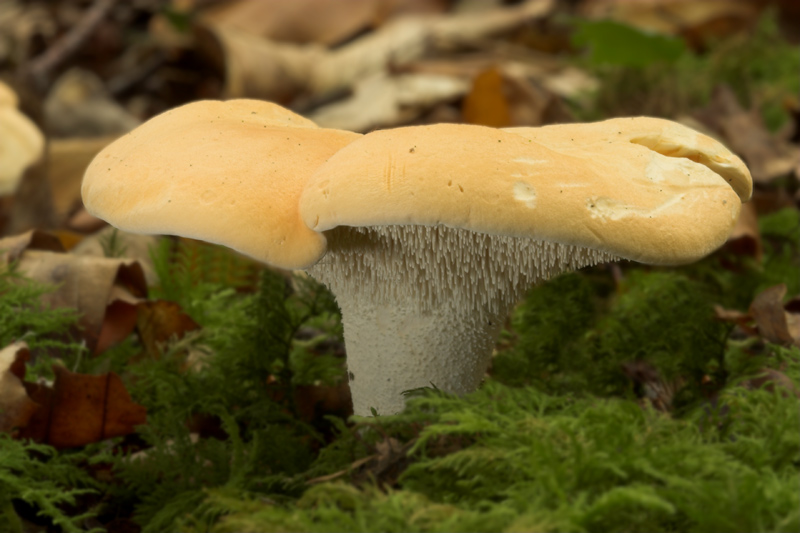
[0,81,45,196]
[82,100,752,416]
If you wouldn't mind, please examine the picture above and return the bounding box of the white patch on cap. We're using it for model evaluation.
[513,182,537,209]
[645,153,724,187]
[586,195,684,221]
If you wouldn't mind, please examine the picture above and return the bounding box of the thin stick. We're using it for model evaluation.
[25,0,119,92]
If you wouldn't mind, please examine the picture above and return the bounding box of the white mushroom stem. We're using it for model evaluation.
[307,225,617,416]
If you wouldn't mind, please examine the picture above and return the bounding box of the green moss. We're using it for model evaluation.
[0,263,82,372]
[572,11,800,127]
[0,437,103,533]
[493,270,729,405]
[191,381,799,533]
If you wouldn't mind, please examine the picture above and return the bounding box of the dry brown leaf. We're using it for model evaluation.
[1,235,148,353]
[200,0,450,46]
[309,73,468,132]
[713,304,757,334]
[95,293,141,356]
[0,342,40,435]
[785,297,800,314]
[20,365,146,448]
[294,381,352,423]
[0,229,64,262]
[193,25,319,104]
[749,284,800,347]
[724,201,762,260]
[71,226,161,286]
[136,300,200,358]
[745,368,800,398]
[48,230,85,251]
[66,206,106,233]
[201,0,378,46]
[196,0,554,102]
[462,67,572,128]
[694,85,800,183]
[1,153,54,235]
[462,67,512,128]
[48,136,117,222]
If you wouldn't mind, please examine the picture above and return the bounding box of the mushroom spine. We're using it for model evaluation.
[307,224,617,415]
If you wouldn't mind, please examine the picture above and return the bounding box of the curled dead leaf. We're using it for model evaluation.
[71,225,161,286]
[694,85,800,184]
[136,300,200,359]
[750,284,800,347]
[745,368,800,399]
[0,231,148,354]
[195,0,554,102]
[0,229,64,262]
[48,136,117,223]
[19,365,147,448]
[724,201,762,261]
[0,342,39,435]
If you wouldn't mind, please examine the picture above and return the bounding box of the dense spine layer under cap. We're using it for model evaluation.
[307,224,617,415]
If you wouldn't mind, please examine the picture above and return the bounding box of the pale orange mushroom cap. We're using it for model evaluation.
[0,81,45,196]
[300,118,751,266]
[81,99,360,269]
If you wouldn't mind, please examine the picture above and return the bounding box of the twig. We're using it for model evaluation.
[107,51,166,96]
[24,0,119,93]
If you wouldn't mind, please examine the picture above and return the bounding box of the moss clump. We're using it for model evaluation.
[190,381,799,533]
[492,270,729,405]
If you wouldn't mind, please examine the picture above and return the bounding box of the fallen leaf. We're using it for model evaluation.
[20,365,146,448]
[749,284,800,347]
[71,225,161,286]
[200,0,450,46]
[294,381,352,424]
[0,229,64,262]
[136,300,200,358]
[0,342,39,435]
[196,0,554,102]
[0,233,148,353]
[66,207,106,233]
[48,136,117,223]
[785,297,800,314]
[745,368,800,398]
[713,304,758,335]
[49,230,85,251]
[309,73,468,132]
[95,287,142,355]
[462,67,511,127]
[724,201,762,260]
[694,85,800,183]
[200,0,380,46]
